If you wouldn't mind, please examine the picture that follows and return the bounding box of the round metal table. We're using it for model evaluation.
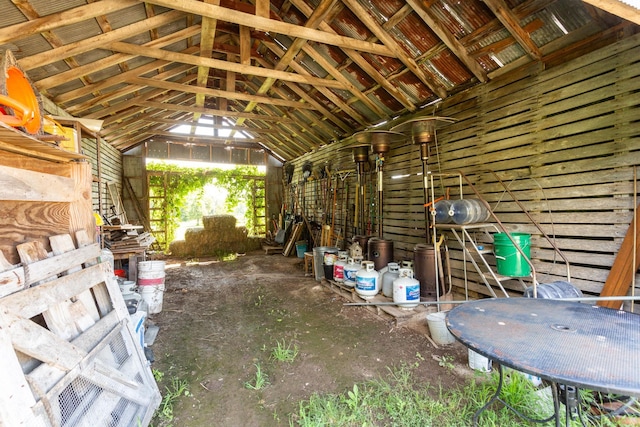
[446,298,640,426]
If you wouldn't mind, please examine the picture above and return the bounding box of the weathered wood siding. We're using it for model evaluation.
[287,33,640,301]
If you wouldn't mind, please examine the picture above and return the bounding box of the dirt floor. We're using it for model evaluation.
[149,250,475,426]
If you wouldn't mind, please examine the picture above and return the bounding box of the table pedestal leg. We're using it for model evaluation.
[473,364,556,426]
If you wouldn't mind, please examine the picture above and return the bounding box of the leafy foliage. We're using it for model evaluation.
[146,162,264,248]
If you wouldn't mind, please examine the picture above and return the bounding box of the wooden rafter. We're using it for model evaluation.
[482,0,543,60]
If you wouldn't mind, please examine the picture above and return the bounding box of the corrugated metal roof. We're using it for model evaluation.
[0,0,636,161]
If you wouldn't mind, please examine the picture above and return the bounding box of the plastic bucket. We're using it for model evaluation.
[313,246,338,281]
[493,233,531,276]
[295,241,307,258]
[138,261,166,286]
[426,311,456,345]
[139,284,164,314]
[468,349,492,372]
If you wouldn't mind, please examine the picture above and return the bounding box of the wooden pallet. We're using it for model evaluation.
[0,231,160,426]
[322,279,434,326]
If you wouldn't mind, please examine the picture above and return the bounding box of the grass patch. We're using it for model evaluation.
[245,363,270,390]
[290,364,623,426]
[152,374,190,426]
[271,339,299,363]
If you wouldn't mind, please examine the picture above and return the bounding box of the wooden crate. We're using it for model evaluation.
[0,232,160,426]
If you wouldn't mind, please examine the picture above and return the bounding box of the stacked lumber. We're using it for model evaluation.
[103,224,155,254]
[0,231,160,426]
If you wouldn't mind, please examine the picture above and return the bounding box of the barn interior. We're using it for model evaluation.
[0,0,639,425]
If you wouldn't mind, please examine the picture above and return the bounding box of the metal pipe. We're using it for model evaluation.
[343,295,640,307]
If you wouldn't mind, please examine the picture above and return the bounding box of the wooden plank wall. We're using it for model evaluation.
[287,33,640,302]
[0,151,94,265]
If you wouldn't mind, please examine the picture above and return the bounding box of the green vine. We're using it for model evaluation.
[146,162,264,249]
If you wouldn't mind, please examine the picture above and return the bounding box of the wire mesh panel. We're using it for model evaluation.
[0,235,160,427]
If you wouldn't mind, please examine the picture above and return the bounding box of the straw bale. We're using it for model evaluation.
[172,221,261,257]
[202,215,236,231]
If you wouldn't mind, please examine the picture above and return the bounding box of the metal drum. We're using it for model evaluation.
[368,238,394,271]
[413,244,439,301]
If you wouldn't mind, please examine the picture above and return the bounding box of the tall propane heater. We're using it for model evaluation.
[356,130,404,270]
[393,117,456,243]
[349,140,370,236]
[392,116,455,300]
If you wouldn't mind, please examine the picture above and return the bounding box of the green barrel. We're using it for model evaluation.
[493,233,531,276]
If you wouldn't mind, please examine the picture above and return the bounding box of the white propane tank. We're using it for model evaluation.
[333,251,349,282]
[355,261,379,299]
[393,268,420,309]
[381,262,400,298]
[343,257,361,287]
[401,259,414,271]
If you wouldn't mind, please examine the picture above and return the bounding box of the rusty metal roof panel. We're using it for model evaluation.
[527,1,595,47]
[433,0,496,38]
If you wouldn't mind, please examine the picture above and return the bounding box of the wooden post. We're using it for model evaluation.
[598,204,640,309]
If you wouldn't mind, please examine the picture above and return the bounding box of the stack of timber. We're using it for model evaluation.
[103,224,155,255]
[0,230,160,426]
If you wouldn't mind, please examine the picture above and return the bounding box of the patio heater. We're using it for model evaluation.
[349,140,370,237]
[392,117,456,242]
[392,116,456,300]
[354,130,404,270]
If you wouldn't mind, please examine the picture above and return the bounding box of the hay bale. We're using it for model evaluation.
[202,215,236,231]
[172,220,262,257]
[169,240,189,257]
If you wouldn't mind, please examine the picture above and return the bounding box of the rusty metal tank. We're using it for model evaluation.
[368,238,394,271]
[413,243,442,301]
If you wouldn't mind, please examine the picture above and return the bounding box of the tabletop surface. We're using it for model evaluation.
[446,298,640,395]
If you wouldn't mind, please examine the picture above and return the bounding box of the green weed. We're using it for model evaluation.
[271,339,299,363]
[154,376,190,425]
[245,363,269,390]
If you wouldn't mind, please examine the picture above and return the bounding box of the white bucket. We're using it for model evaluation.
[468,348,492,372]
[138,261,165,286]
[426,311,456,345]
[139,284,164,314]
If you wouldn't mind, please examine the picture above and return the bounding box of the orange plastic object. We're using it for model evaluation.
[0,65,41,134]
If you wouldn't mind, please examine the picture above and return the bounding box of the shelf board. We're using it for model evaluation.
[0,122,86,162]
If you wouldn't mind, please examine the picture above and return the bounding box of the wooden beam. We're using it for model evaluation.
[127,76,315,110]
[137,118,281,134]
[289,0,416,112]
[482,0,542,60]
[597,204,640,309]
[0,0,139,44]
[195,0,220,119]
[109,41,347,89]
[55,46,200,105]
[582,0,640,26]
[340,0,448,99]
[17,10,186,71]
[142,132,264,147]
[35,25,202,91]
[406,0,487,83]
[67,65,196,115]
[136,100,296,123]
[142,0,396,57]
